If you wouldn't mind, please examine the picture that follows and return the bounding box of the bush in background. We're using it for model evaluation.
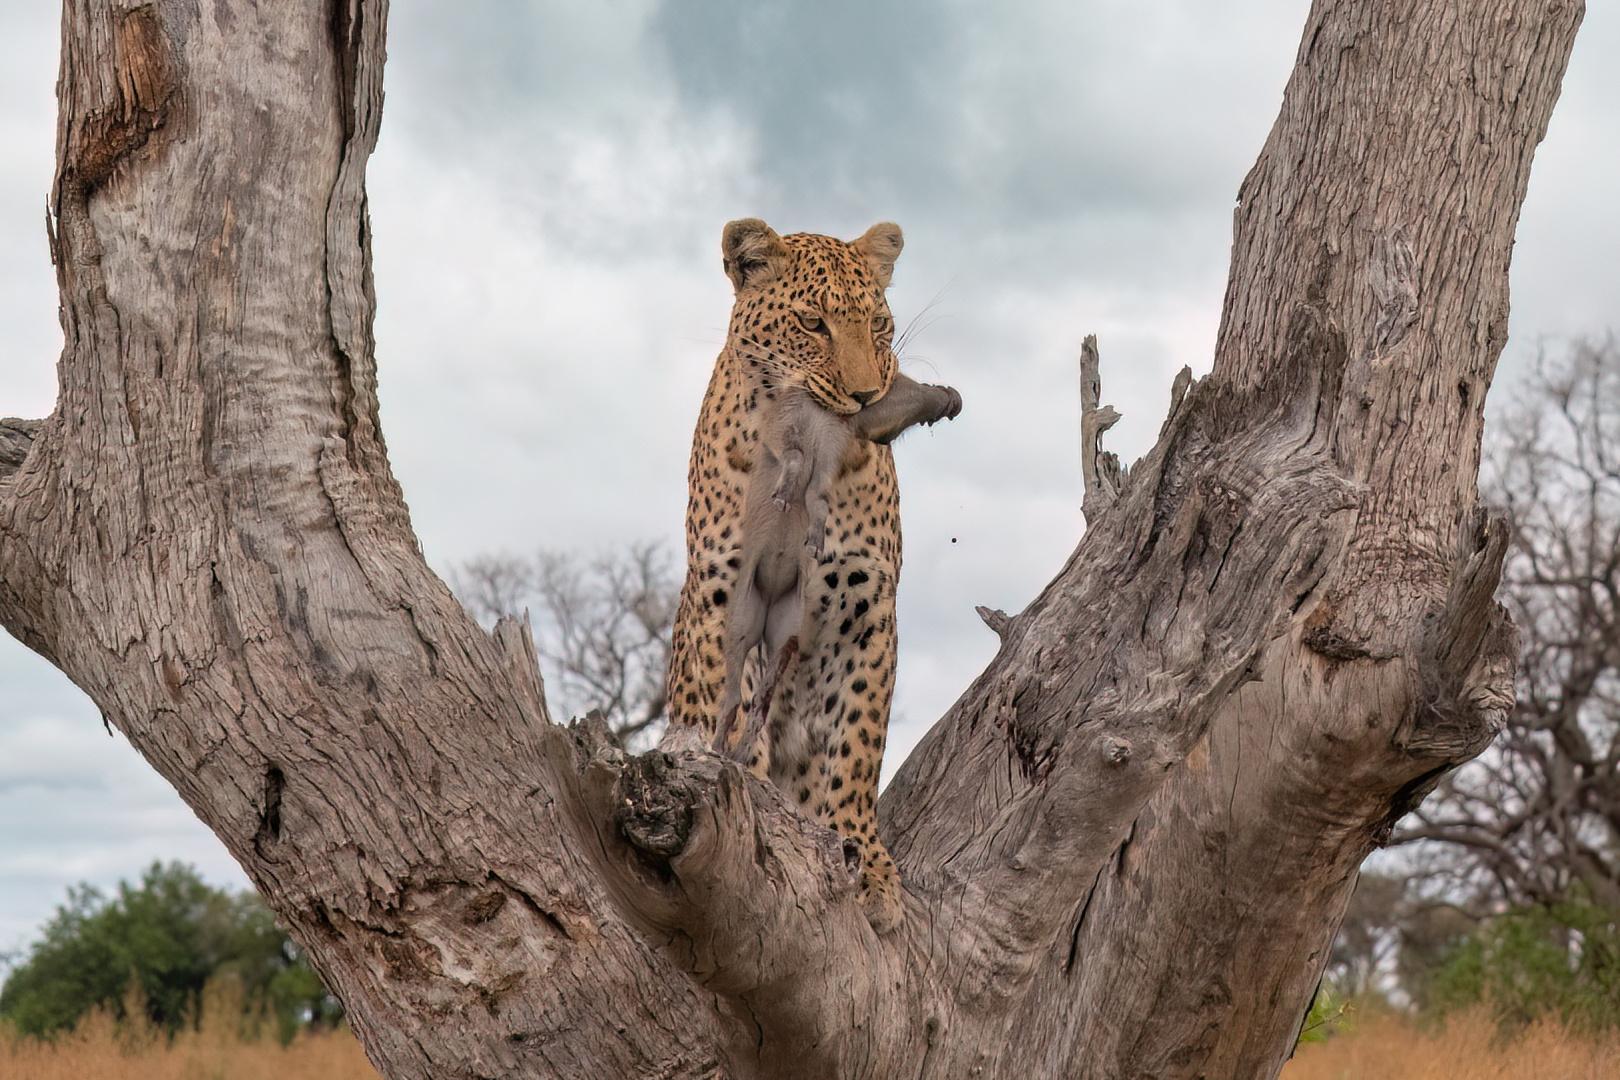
[0,862,338,1042]
[1424,898,1620,1033]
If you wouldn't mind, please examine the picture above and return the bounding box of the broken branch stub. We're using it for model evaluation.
[1079,334,1124,523]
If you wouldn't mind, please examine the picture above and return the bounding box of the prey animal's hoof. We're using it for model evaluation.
[926,385,962,424]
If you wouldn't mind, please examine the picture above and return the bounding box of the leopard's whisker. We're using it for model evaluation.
[731,338,810,388]
[894,281,953,359]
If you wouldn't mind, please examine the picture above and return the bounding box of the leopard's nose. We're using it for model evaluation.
[851,389,878,406]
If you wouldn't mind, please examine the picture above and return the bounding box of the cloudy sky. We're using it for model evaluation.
[1,1,1616,952]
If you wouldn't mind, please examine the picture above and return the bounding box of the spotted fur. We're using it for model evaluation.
[666,218,917,932]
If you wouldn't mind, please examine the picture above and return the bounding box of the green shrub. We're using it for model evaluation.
[1426,899,1620,1032]
[1297,985,1354,1045]
[0,862,338,1041]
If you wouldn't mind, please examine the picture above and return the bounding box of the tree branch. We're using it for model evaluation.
[880,295,1372,1071]
[1078,334,1123,523]
[974,604,1012,642]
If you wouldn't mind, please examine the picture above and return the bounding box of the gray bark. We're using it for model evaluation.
[0,1,1583,1078]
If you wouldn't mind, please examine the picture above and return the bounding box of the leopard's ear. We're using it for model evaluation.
[852,222,903,288]
[722,218,790,293]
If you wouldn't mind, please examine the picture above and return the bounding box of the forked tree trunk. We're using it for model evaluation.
[0,1,1583,1077]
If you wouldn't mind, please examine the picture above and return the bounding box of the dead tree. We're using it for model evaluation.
[0,1,1584,1077]
[452,544,678,747]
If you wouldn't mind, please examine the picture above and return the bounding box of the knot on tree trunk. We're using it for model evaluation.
[64,6,183,194]
[1408,507,1517,760]
[52,4,186,290]
[615,751,697,859]
[555,720,904,1078]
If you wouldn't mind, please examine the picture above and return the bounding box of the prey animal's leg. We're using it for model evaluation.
[850,372,962,446]
[771,423,808,511]
[712,567,767,755]
[804,473,833,561]
[731,636,798,764]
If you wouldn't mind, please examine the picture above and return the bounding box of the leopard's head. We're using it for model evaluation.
[722,218,902,416]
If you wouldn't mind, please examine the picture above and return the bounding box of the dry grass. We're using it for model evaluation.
[11,997,1618,1079]
[1284,1008,1620,1080]
[0,1021,379,1080]
[0,981,380,1080]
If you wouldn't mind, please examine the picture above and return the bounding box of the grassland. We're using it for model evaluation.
[1284,1008,1620,1079]
[6,1002,1618,1078]
[0,996,380,1080]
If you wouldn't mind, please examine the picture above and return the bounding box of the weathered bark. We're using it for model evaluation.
[0,1,1582,1078]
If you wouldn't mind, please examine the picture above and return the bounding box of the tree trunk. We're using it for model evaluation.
[0,1,1582,1077]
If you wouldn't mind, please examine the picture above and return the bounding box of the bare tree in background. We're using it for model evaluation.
[1326,871,1406,999]
[1394,338,1620,912]
[451,544,677,747]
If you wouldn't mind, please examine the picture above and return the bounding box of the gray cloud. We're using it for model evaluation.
[0,0,1616,952]
[647,1,963,209]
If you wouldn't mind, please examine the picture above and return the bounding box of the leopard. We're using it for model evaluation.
[710,372,961,766]
[664,217,958,933]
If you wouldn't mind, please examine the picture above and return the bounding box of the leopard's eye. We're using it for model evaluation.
[797,311,826,334]
[871,314,893,335]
